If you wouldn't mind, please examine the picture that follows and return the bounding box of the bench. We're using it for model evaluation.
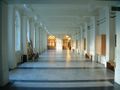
[107,61,115,71]
[85,53,92,60]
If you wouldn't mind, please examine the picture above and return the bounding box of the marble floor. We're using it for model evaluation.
[4,50,120,90]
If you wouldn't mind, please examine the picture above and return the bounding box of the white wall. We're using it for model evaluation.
[115,12,120,85]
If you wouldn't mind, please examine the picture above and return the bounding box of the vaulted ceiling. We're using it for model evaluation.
[14,0,119,37]
[31,4,91,35]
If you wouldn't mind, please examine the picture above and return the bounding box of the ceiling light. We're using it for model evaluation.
[66,35,69,38]
[68,37,71,40]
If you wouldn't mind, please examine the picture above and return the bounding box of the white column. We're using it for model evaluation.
[39,28,43,53]
[89,17,96,61]
[97,7,112,66]
[21,15,27,54]
[115,12,120,85]
[35,24,40,52]
[39,27,42,53]
[106,7,110,62]
[34,24,36,49]
[84,23,90,53]
[87,24,90,54]
[80,26,84,55]
[77,31,81,54]
[30,18,36,52]
[105,7,115,66]
[29,18,35,46]
[7,5,16,69]
[43,30,47,51]
[94,16,99,62]
[0,1,9,86]
[39,28,42,53]
[109,11,115,62]
[41,29,44,52]
[35,24,37,50]
[45,31,47,50]
[38,27,41,53]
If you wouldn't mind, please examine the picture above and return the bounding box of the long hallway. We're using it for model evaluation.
[8,50,118,90]
[0,0,120,89]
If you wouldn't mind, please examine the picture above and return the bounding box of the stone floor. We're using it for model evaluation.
[2,50,120,90]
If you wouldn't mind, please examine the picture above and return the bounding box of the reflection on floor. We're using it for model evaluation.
[3,50,120,90]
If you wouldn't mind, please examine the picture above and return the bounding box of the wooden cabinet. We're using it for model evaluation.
[96,34,106,55]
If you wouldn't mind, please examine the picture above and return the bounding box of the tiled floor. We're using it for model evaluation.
[4,50,120,90]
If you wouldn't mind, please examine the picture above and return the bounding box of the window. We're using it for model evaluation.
[27,20,30,42]
[15,10,21,51]
[33,27,36,48]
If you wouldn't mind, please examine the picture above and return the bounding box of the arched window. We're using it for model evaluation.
[27,20,30,42]
[33,27,36,48]
[15,10,21,51]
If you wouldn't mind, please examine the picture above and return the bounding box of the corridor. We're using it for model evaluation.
[0,0,120,89]
[8,50,117,90]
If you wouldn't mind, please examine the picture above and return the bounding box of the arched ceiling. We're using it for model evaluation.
[12,0,120,37]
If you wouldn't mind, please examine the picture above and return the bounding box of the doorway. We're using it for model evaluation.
[62,35,71,50]
[47,35,56,50]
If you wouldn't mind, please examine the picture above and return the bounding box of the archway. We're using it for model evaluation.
[47,35,56,49]
[62,35,71,50]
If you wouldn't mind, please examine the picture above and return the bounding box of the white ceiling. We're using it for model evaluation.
[15,0,120,37]
[31,3,96,34]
